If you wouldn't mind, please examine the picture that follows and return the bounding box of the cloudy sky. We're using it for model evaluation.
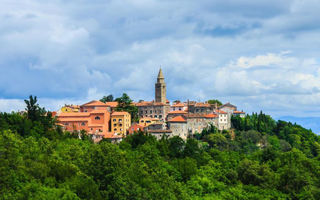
[1,0,320,131]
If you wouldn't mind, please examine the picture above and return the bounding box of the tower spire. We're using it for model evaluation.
[155,68,166,103]
[158,67,164,79]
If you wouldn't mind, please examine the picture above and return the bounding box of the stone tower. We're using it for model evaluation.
[155,68,167,104]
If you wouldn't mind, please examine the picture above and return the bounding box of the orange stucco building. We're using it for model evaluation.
[56,100,125,140]
[56,100,132,141]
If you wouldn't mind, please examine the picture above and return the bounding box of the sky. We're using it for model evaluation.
[1,0,320,132]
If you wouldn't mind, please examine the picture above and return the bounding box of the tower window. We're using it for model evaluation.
[95,116,101,120]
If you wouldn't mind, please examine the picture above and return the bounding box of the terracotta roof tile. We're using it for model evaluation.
[105,102,118,107]
[234,111,245,114]
[81,100,107,107]
[194,102,211,107]
[168,110,188,114]
[58,117,89,122]
[204,113,218,118]
[111,111,130,116]
[58,112,90,117]
[216,110,227,114]
[168,116,187,123]
[171,103,185,107]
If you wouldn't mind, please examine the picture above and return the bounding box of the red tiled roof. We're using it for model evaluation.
[51,111,57,117]
[111,111,129,116]
[204,113,218,118]
[58,117,89,122]
[194,102,211,107]
[128,123,145,134]
[105,102,118,107]
[168,110,188,114]
[234,111,245,114]
[171,103,185,107]
[168,116,187,123]
[216,110,227,114]
[81,100,107,107]
[58,112,90,117]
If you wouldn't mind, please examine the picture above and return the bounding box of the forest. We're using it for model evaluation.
[1,96,320,200]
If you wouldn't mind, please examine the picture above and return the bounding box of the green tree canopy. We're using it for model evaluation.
[100,94,114,103]
[115,93,139,122]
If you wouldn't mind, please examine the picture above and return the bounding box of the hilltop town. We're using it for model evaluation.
[55,69,245,142]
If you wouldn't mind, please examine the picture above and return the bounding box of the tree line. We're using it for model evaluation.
[1,96,320,199]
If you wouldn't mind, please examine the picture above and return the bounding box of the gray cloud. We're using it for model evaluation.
[1,0,320,119]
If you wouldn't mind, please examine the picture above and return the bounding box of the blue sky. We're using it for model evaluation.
[1,0,320,132]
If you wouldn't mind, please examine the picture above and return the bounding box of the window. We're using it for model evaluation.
[119,124,123,127]
[114,128,117,131]
[154,115,157,118]
[113,119,116,122]
[113,124,117,127]
[141,120,144,123]
[159,115,162,118]
[119,119,122,122]
[95,116,101,120]
[120,128,123,131]
[81,122,85,126]
[150,110,153,114]
[64,123,69,125]
[145,111,148,114]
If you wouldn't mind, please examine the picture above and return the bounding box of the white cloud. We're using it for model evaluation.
[1,0,320,120]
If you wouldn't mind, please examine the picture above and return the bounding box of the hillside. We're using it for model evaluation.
[1,105,320,199]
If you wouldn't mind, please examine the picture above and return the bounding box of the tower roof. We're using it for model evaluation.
[157,68,164,79]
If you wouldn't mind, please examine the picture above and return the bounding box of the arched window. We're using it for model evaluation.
[95,116,101,120]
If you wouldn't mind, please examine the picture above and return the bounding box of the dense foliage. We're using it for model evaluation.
[1,99,320,199]
[115,93,139,122]
[207,99,223,107]
[100,95,114,103]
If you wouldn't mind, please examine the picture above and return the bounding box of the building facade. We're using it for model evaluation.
[167,116,188,140]
[111,111,131,135]
[155,68,166,104]
[136,68,170,122]
[57,109,110,137]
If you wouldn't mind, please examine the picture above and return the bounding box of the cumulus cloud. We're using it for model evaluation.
[1,0,320,120]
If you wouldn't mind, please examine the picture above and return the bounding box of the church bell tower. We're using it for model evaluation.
[155,68,167,104]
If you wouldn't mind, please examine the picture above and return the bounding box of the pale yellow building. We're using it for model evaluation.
[111,112,131,135]
[138,117,160,127]
[60,105,80,113]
